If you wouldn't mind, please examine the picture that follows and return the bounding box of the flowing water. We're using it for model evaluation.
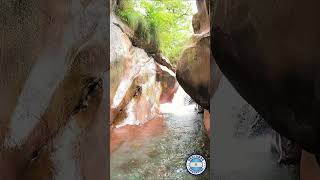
[212,76,299,180]
[110,86,210,180]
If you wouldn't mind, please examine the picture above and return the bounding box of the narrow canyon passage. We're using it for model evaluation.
[110,86,210,179]
[109,1,211,179]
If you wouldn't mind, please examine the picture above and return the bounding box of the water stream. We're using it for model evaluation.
[110,86,210,180]
[212,76,299,180]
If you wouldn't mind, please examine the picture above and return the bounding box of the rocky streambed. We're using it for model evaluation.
[111,87,210,180]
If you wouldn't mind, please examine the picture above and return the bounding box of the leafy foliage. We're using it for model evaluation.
[116,0,194,65]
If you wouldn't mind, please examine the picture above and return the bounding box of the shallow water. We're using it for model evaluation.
[212,76,299,180]
[110,87,210,180]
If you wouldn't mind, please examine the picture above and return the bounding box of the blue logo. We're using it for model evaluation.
[186,154,206,175]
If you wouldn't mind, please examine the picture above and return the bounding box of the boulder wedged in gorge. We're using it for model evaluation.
[176,33,212,110]
[211,0,320,156]
[175,0,221,138]
[176,0,221,111]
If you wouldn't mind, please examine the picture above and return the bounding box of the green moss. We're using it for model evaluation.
[116,0,193,66]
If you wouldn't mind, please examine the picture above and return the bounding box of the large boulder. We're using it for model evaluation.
[212,0,320,157]
[176,0,221,110]
[176,0,221,138]
[176,34,213,109]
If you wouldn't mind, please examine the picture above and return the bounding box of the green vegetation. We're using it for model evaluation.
[116,0,194,65]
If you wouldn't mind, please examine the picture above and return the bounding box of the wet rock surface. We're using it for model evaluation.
[176,33,212,109]
[212,76,300,180]
[176,0,220,110]
[1,0,109,179]
[157,64,179,104]
[211,0,320,156]
[233,104,301,164]
[110,13,178,127]
[176,0,221,139]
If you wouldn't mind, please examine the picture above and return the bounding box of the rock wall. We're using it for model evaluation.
[0,0,109,179]
[176,0,221,135]
[110,12,178,131]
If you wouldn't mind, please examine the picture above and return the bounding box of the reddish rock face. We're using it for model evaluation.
[109,8,178,155]
[204,110,211,137]
[300,151,320,180]
[1,0,108,179]
[110,47,163,127]
[157,64,179,104]
[135,95,152,124]
[110,6,180,127]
